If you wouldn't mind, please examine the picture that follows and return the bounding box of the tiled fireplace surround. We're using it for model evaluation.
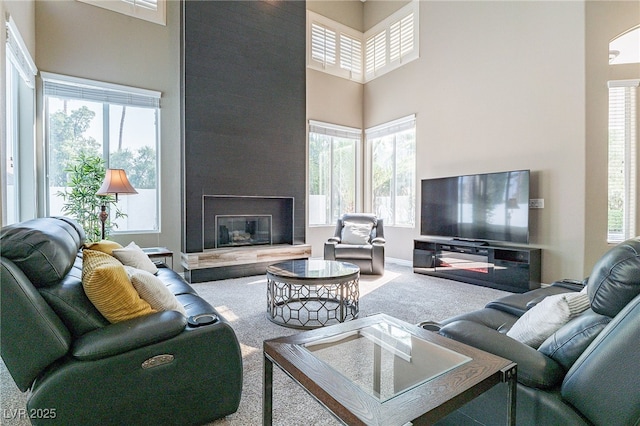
[182,196,311,283]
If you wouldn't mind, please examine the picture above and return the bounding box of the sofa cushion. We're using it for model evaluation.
[587,237,640,318]
[82,249,156,323]
[156,266,198,295]
[39,255,110,337]
[486,286,576,317]
[0,217,85,288]
[506,292,590,348]
[335,244,373,260]
[84,240,123,255]
[341,221,373,245]
[125,266,187,316]
[538,309,610,371]
[112,241,158,275]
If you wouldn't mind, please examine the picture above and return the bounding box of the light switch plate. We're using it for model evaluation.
[529,199,544,209]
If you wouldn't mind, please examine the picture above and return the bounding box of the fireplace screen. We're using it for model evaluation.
[215,215,272,248]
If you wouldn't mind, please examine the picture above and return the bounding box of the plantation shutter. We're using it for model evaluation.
[389,13,415,63]
[607,80,638,242]
[340,33,362,76]
[366,30,387,76]
[311,22,337,67]
[41,72,161,108]
[78,0,165,24]
[5,16,37,88]
[123,0,158,11]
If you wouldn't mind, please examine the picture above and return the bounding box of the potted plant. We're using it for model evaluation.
[57,153,125,242]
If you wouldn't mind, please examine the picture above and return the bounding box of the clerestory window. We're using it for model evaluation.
[77,0,166,25]
[307,1,419,83]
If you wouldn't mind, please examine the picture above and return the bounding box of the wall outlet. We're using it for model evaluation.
[529,199,544,209]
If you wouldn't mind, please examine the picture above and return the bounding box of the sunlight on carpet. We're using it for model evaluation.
[359,270,402,297]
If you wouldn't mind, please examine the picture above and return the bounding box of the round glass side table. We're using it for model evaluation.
[266,259,360,329]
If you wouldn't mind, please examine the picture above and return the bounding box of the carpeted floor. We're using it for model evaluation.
[1,262,509,425]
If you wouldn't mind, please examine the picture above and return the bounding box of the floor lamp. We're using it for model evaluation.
[96,169,138,240]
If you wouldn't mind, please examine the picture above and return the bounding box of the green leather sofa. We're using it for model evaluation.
[1,217,243,425]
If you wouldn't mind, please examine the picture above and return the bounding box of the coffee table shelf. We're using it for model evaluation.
[263,313,517,425]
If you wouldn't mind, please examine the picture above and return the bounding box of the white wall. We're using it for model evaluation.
[308,1,590,282]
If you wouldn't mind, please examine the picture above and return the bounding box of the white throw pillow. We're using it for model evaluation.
[112,242,159,275]
[506,292,590,348]
[125,266,187,316]
[341,221,373,245]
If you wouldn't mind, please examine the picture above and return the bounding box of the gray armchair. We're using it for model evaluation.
[324,213,385,275]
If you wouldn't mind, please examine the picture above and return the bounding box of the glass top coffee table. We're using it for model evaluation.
[266,259,360,329]
[263,313,517,425]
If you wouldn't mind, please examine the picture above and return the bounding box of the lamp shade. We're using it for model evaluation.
[96,169,138,196]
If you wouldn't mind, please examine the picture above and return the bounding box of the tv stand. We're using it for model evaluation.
[451,238,490,246]
[413,237,541,293]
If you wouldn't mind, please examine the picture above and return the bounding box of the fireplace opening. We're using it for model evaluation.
[216,215,272,248]
[203,195,294,250]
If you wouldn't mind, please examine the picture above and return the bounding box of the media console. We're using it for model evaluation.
[413,237,541,293]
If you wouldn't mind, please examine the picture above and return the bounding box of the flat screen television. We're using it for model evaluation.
[420,169,530,244]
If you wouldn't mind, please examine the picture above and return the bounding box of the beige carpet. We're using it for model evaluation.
[1,262,509,425]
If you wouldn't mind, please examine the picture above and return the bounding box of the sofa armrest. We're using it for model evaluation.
[328,236,341,243]
[72,311,187,361]
[371,237,385,245]
[550,278,587,292]
[439,320,565,389]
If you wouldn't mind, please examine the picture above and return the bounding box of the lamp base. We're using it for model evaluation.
[99,205,108,240]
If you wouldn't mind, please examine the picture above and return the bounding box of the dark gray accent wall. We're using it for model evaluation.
[181,0,307,254]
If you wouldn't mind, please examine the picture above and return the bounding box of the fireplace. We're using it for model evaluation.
[203,195,294,250]
[215,215,272,248]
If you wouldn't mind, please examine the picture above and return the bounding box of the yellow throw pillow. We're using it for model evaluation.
[82,249,156,323]
[84,240,124,256]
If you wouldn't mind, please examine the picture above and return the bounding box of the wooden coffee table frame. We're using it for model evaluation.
[263,313,517,426]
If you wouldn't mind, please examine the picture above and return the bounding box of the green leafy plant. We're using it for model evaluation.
[57,153,125,242]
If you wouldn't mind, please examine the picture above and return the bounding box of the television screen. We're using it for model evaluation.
[421,170,530,244]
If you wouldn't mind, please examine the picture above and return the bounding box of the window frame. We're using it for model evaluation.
[76,0,166,26]
[42,72,162,235]
[366,114,416,228]
[307,0,419,84]
[4,16,38,226]
[607,79,639,243]
[308,120,362,226]
[307,11,363,83]
[364,1,419,82]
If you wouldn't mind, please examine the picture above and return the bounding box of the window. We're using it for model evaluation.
[609,26,640,65]
[309,121,361,225]
[365,29,387,76]
[307,1,418,83]
[4,16,37,225]
[367,115,416,227]
[310,22,336,67]
[607,80,638,243]
[43,73,161,234]
[308,12,362,82]
[364,1,419,81]
[77,0,166,25]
